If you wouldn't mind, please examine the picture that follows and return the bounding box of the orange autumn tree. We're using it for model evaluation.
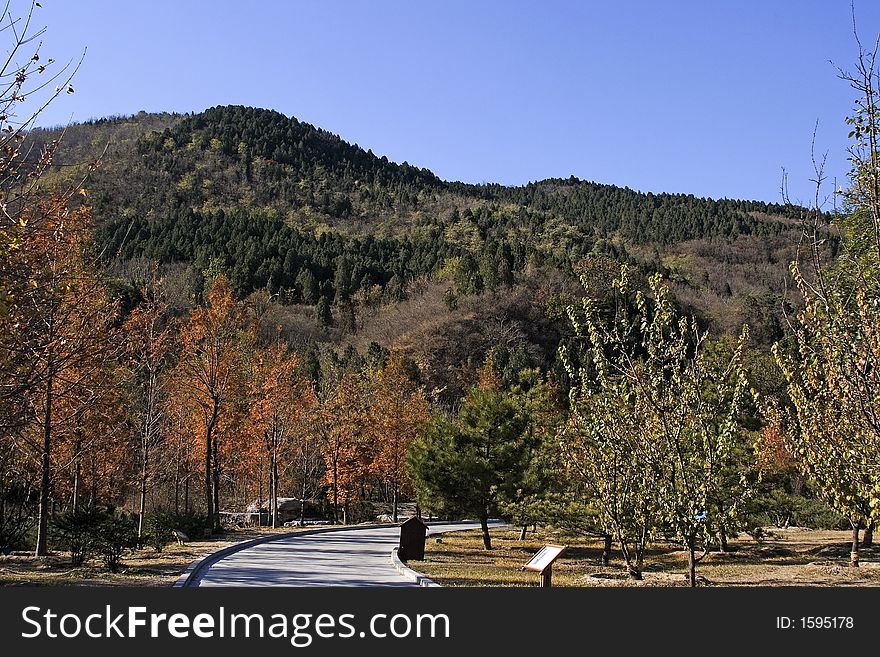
[0,3,97,552]
[123,278,172,538]
[176,275,242,532]
[53,361,129,511]
[286,384,323,526]
[368,354,429,522]
[211,390,249,515]
[161,374,202,515]
[318,371,370,524]
[245,343,308,527]
[9,199,119,555]
[756,408,801,491]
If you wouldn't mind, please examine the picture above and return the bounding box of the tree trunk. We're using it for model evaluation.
[719,525,728,553]
[601,534,612,566]
[173,449,181,516]
[635,544,645,578]
[35,371,54,557]
[203,416,214,535]
[862,522,874,548]
[137,438,148,540]
[622,541,644,579]
[300,476,307,526]
[257,454,264,526]
[791,472,806,497]
[212,444,221,531]
[519,525,528,541]
[332,458,339,524]
[391,481,398,523]
[89,452,97,508]
[272,447,281,524]
[72,438,81,512]
[687,543,697,587]
[270,450,278,529]
[850,523,860,567]
[480,512,492,550]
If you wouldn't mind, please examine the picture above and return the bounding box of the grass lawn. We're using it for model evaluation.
[416,526,880,587]
[0,525,306,586]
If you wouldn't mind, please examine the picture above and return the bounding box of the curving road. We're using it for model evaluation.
[190,522,493,587]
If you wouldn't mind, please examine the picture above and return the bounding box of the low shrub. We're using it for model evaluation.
[345,501,376,525]
[95,512,138,572]
[143,511,176,552]
[0,487,37,552]
[169,511,210,538]
[144,510,209,551]
[52,508,139,570]
[746,492,847,530]
[51,508,106,565]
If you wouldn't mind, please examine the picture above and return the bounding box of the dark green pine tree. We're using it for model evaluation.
[315,296,332,327]
[333,255,353,304]
[338,304,356,334]
[299,344,322,384]
[480,250,500,292]
[296,268,319,304]
[454,253,481,295]
[407,375,533,549]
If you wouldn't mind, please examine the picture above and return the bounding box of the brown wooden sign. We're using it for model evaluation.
[523,544,567,587]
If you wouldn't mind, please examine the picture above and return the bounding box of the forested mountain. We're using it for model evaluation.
[6,0,877,584]
[9,101,863,569]
[26,105,824,399]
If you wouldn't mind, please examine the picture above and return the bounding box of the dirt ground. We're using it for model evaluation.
[5,524,879,587]
[416,527,880,587]
[0,526,304,586]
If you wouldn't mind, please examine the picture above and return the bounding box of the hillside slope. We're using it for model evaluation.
[25,106,825,391]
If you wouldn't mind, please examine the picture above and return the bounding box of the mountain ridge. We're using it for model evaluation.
[31,104,801,222]
[24,105,821,363]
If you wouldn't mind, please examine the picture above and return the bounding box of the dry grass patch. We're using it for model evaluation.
[0,526,306,587]
[416,527,880,587]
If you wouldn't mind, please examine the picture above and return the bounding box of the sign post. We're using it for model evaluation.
[522,544,567,587]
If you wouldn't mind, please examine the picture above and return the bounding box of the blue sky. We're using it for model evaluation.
[18,0,880,204]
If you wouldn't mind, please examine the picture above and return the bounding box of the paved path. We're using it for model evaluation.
[192,522,492,587]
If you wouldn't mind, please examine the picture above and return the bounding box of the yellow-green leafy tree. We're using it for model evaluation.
[773,38,880,567]
[560,267,750,585]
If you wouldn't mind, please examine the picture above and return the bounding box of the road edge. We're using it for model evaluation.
[389,547,440,587]
[389,520,509,588]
